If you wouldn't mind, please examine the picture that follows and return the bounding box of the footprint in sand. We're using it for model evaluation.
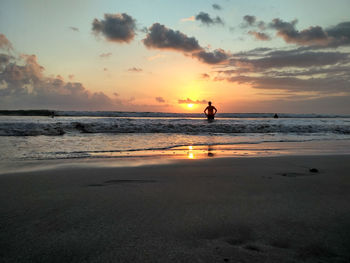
[279,168,320,178]
[279,172,308,177]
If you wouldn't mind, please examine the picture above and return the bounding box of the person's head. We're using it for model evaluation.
[208,101,212,106]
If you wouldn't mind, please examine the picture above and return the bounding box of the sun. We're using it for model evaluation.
[187,103,194,108]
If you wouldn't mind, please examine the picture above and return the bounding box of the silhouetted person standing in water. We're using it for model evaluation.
[204,101,217,121]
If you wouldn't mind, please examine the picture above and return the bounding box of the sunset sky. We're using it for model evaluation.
[1,0,350,113]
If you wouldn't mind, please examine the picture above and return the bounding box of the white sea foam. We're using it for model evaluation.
[0,115,349,136]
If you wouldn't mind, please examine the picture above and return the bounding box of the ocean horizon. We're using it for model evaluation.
[1,109,350,118]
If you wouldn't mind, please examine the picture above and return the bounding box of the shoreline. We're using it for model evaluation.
[1,139,350,175]
[1,155,350,262]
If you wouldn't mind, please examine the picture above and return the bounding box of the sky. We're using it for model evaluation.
[0,0,350,113]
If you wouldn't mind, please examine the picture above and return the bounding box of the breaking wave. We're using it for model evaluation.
[1,117,349,136]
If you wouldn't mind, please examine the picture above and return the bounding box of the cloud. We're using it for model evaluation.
[143,23,230,65]
[181,16,195,22]
[226,74,350,95]
[147,53,165,61]
[243,15,256,26]
[269,19,350,47]
[230,50,349,70]
[193,49,229,64]
[212,4,222,10]
[0,50,123,110]
[0,34,13,51]
[326,22,350,44]
[99,52,112,58]
[69,26,79,32]
[215,43,350,100]
[267,65,350,77]
[195,12,224,26]
[234,47,273,57]
[270,18,328,45]
[0,54,14,69]
[128,67,142,72]
[155,96,165,103]
[143,23,202,52]
[241,15,266,30]
[178,98,208,104]
[92,13,136,43]
[248,31,270,41]
[201,73,210,79]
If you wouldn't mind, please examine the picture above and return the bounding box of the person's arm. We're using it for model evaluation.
[204,107,208,115]
[213,107,217,115]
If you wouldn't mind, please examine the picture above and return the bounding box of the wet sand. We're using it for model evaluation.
[1,155,350,262]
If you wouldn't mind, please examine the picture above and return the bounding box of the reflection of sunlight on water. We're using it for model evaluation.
[187,145,194,159]
[88,142,338,161]
[88,144,279,160]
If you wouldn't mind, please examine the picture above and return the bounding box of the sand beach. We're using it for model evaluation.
[1,155,350,262]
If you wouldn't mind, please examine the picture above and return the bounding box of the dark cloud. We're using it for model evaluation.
[143,23,201,52]
[194,49,229,64]
[0,54,13,68]
[155,96,165,103]
[326,21,350,46]
[248,31,270,41]
[230,51,349,70]
[0,52,121,110]
[270,18,329,46]
[92,13,136,43]
[69,26,79,32]
[215,43,350,99]
[0,34,13,51]
[267,65,350,78]
[212,4,222,10]
[234,47,273,57]
[128,67,142,72]
[178,98,208,104]
[195,12,224,26]
[243,15,256,26]
[214,68,251,76]
[142,23,230,65]
[99,52,112,58]
[269,19,350,47]
[242,15,266,30]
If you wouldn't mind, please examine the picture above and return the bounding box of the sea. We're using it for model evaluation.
[1,111,350,173]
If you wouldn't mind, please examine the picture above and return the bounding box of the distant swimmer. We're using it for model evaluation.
[274,113,279,119]
[204,101,217,121]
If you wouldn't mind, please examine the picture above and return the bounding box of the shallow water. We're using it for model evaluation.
[1,115,350,173]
